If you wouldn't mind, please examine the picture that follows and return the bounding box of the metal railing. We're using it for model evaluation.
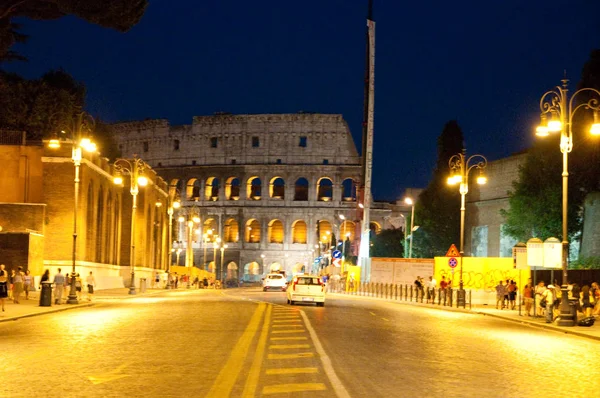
[330,282,471,309]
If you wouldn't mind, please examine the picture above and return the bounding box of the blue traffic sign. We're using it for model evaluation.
[448,257,458,268]
[332,250,342,259]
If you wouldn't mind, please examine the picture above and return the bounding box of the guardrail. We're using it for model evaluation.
[329,282,472,309]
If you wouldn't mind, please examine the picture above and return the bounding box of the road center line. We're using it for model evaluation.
[206,302,266,398]
[269,344,311,350]
[265,367,318,375]
[270,337,308,341]
[242,304,272,398]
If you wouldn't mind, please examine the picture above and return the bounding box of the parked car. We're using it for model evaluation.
[263,273,287,292]
[286,275,325,306]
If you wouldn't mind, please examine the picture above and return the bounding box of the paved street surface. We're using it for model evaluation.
[1,287,599,397]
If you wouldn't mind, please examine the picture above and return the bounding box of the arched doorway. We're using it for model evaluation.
[226,261,238,280]
[244,261,262,282]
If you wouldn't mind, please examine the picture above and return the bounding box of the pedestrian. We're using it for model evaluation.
[534,281,546,317]
[427,276,437,303]
[581,283,594,318]
[591,282,600,316]
[542,284,555,323]
[495,280,506,309]
[8,269,15,300]
[12,266,24,304]
[75,273,83,301]
[86,271,96,301]
[53,268,65,304]
[0,264,8,312]
[508,280,517,310]
[440,276,448,304]
[23,270,33,300]
[523,283,533,316]
[203,277,208,289]
[40,269,50,283]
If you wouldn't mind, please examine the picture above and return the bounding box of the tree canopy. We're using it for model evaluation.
[412,120,464,257]
[1,0,148,61]
[370,228,404,258]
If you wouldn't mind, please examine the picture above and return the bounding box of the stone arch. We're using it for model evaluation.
[317,177,333,201]
[113,193,121,264]
[224,218,239,243]
[340,220,356,242]
[226,261,238,280]
[246,219,261,243]
[86,181,95,260]
[244,261,262,282]
[203,218,218,239]
[225,177,241,200]
[294,177,309,201]
[186,178,201,200]
[268,219,284,243]
[207,261,216,273]
[269,262,282,272]
[318,220,332,244]
[95,185,105,263]
[292,220,307,244]
[370,221,382,235]
[247,176,262,200]
[205,177,220,201]
[292,262,305,275]
[269,176,285,199]
[342,178,357,201]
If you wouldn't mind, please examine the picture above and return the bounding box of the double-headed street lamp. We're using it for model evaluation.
[113,157,150,295]
[447,150,488,292]
[48,113,97,304]
[536,78,600,326]
[404,197,418,259]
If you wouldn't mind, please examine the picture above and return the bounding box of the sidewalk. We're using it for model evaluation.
[329,292,600,341]
[0,287,172,323]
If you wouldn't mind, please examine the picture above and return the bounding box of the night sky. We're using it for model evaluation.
[5,0,600,200]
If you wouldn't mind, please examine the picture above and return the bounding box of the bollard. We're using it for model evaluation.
[39,281,53,307]
[410,285,413,301]
[140,278,147,293]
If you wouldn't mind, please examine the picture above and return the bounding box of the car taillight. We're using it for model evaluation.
[293,280,298,291]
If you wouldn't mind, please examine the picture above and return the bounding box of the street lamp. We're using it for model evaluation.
[261,253,266,276]
[220,243,228,284]
[203,229,213,270]
[47,113,96,304]
[213,236,221,276]
[536,78,600,326]
[166,194,181,289]
[447,149,488,293]
[185,214,200,288]
[114,157,150,295]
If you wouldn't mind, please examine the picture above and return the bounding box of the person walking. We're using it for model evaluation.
[495,281,506,309]
[23,270,33,300]
[534,281,546,317]
[75,273,83,301]
[53,268,65,304]
[523,283,533,316]
[86,271,96,301]
[12,266,24,304]
[542,284,555,323]
[508,280,517,310]
[8,269,15,300]
[0,264,8,312]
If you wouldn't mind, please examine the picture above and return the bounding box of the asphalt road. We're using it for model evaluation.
[1,288,598,397]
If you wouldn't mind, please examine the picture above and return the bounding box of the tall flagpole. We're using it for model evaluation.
[358,0,375,282]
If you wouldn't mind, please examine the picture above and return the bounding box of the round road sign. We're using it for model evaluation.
[448,257,458,268]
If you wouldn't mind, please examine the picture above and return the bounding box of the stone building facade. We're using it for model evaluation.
[112,113,391,281]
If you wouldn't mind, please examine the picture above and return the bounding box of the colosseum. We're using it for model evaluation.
[112,113,391,283]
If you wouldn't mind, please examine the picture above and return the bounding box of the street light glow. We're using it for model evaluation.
[137,175,149,186]
[173,200,181,209]
[404,197,413,205]
[113,175,123,185]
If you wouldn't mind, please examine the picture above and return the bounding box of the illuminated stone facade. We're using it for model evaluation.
[112,113,391,280]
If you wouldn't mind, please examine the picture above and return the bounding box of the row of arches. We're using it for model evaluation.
[172,177,357,202]
[176,217,380,244]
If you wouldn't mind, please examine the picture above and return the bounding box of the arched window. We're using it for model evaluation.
[205,177,220,201]
[247,177,262,200]
[317,220,332,245]
[317,177,333,201]
[292,220,307,244]
[186,178,201,200]
[203,218,218,239]
[244,262,261,282]
[226,261,238,280]
[225,177,240,200]
[294,177,309,201]
[246,219,261,243]
[224,218,239,243]
[370,222,382,235]
[340,220,356,242]
[342,178,356,201]
[269,177,285,199]
[268,219,284,243]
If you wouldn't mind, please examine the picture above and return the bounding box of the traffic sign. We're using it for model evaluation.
[332,250,342,259]
[332,258,341,267]
[448,257,458,268]
[314,259,320,264]
[445,244,460,257]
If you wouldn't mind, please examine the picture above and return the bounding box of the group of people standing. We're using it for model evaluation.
[47,268,96,304]
[414,275,452,303]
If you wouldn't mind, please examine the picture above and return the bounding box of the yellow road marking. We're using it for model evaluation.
[382,317,390,322]
[263,383,327,395]
[265,368,318,375]
[272,315,300,318]
[271,329,306,334]
[242,305,272,398]
[270,337,308,341]
[272,320,302,323]
[268,352,314,359]
[271,324,304,328]
[86,362,132,385]
[206,303,266,397]
[269,344,311,350]
[369,311,376,316]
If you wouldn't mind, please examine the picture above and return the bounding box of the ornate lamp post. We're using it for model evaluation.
[203,229,213,270]
[165,195,181,289]
[47,113,97,304]
[536,79,600,326]
[113,156,150,295]
[213,236,221,276]
[404,197,416,259]
[220,243,228,284]
[447,150,488,293]
[186,213,200,288]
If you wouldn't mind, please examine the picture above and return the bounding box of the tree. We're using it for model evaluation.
[501,49,600,244]
[413,120,464,257]
[1,0,148,61]
[370,228,404,258]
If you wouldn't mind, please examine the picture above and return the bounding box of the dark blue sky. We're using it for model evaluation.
[5,0,600,200]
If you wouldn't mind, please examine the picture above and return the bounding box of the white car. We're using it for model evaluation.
[286,275,325,306]
[263,273,287,292]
